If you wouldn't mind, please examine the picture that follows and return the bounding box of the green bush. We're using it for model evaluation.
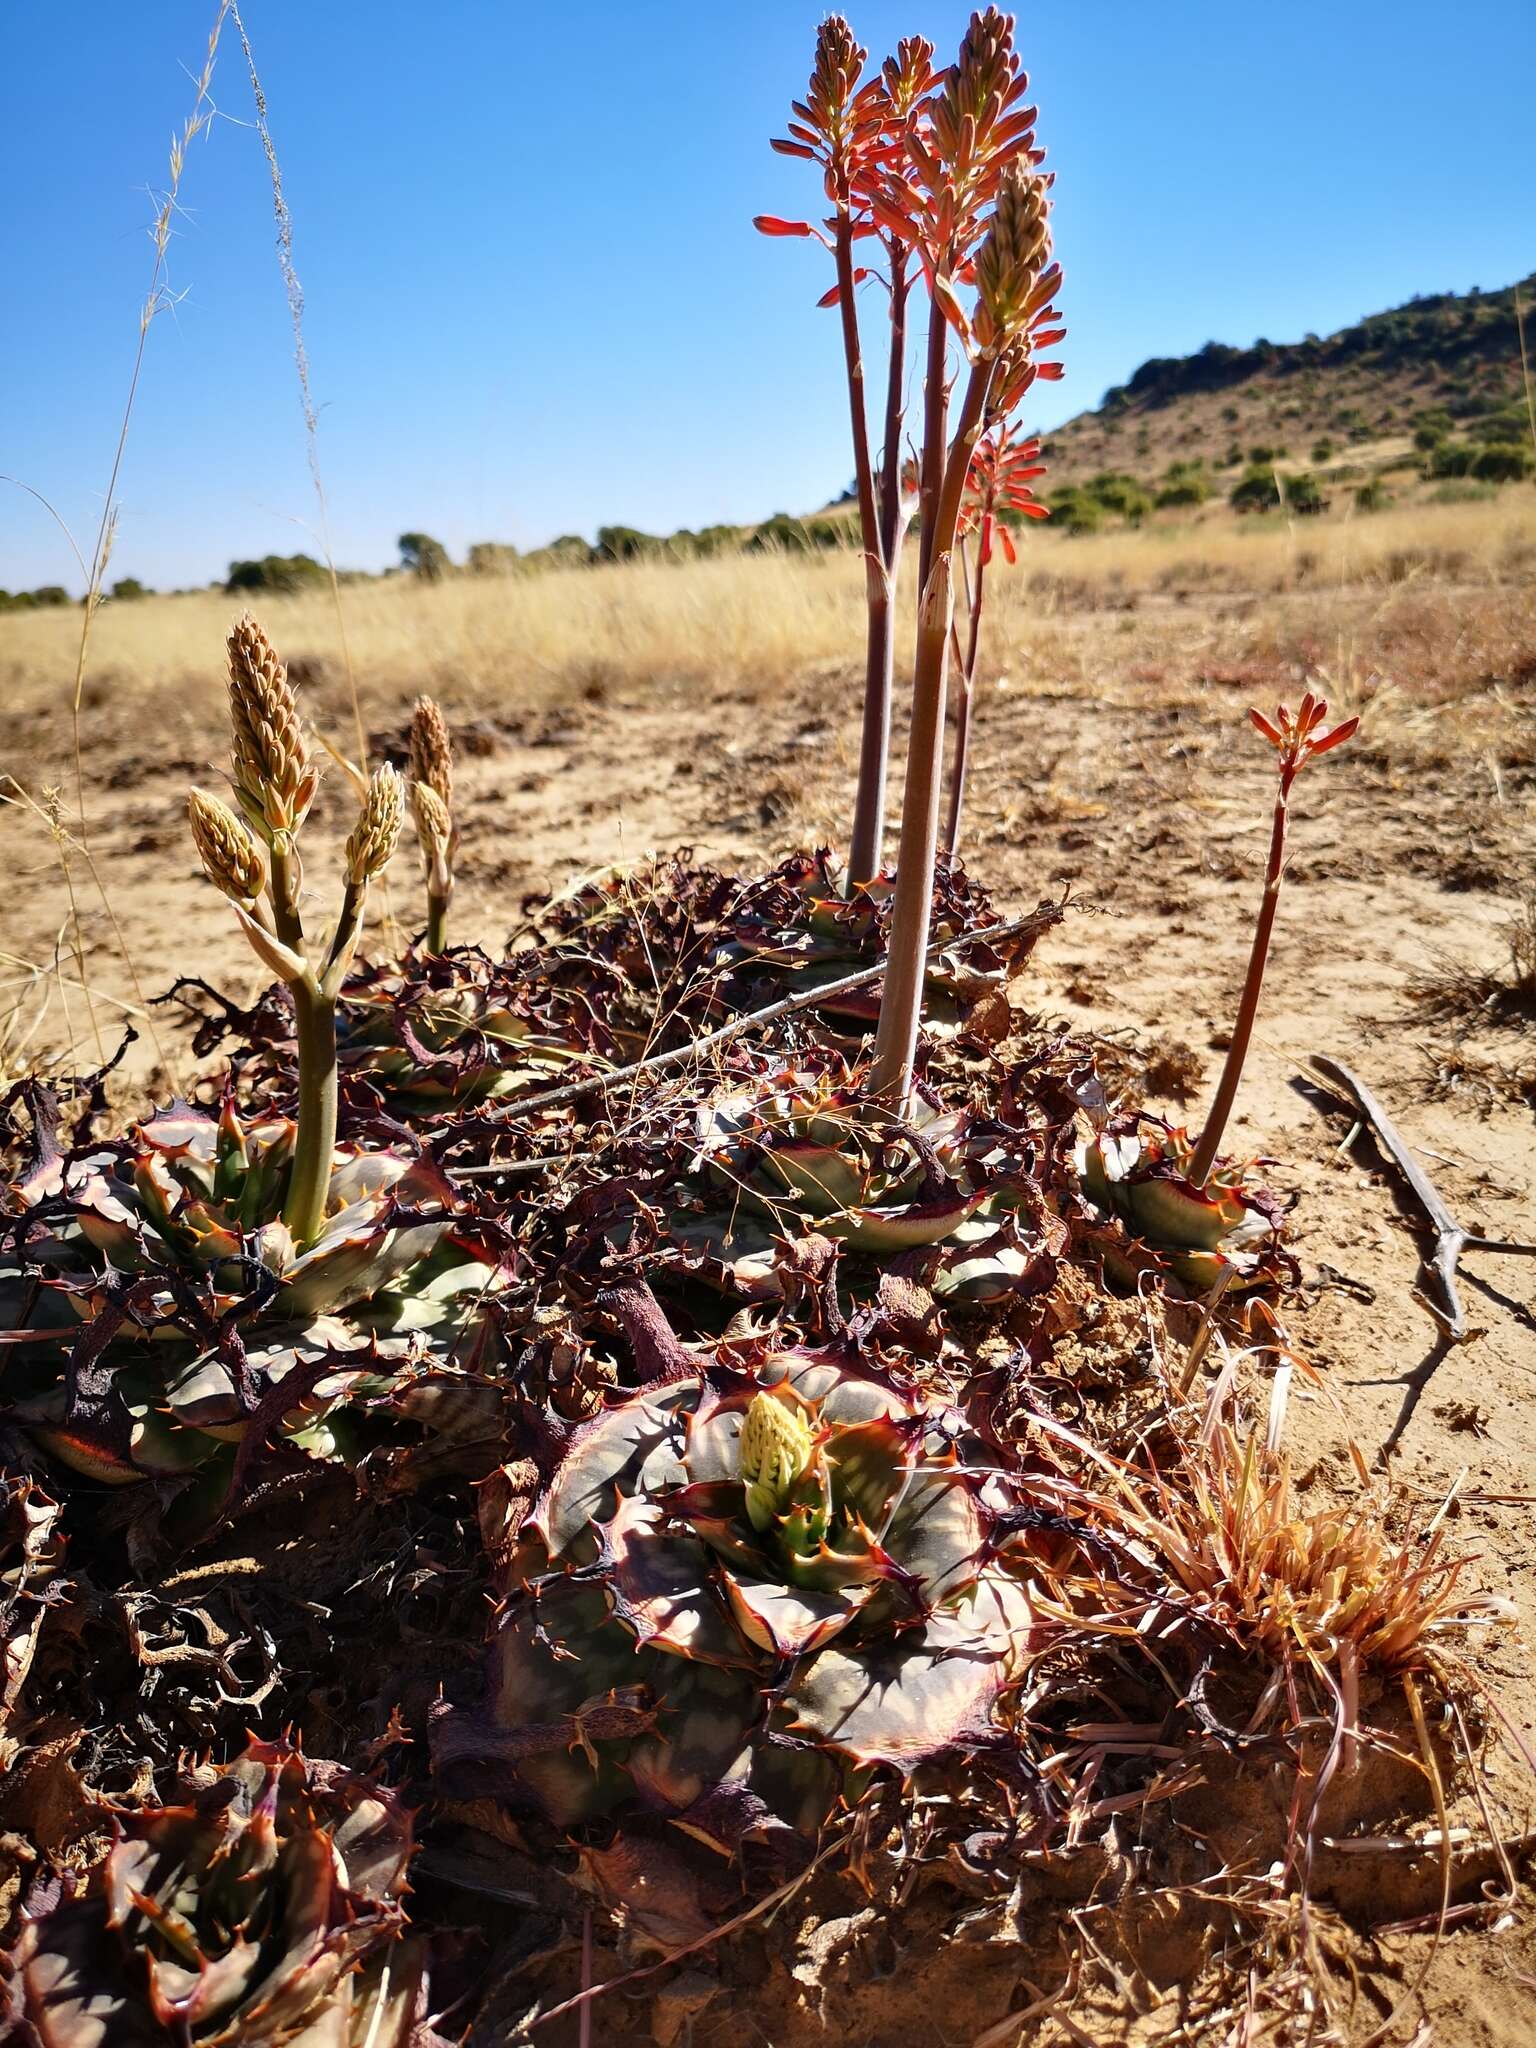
[110,577,150,600]
[1222,441,1244,468]
[399,532,451,581]
[1087,472,1153,522]
[1354,479,1390,512]
[1047,487,1104,535]
[1230,466,1281,513]
[1155,476,1210,508]
[466,542,520,574]
[1470,443,1533,482]
[1427,441,1476,479]
[1310,438,1336,463]
[1247,443,1281,464]
[1283,471,1327,516]
[226,554,328,595]
[595,525,662,563]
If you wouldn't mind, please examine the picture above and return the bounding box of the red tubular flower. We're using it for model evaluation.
[1187,698,1359,1185]
[1248,693,1361,790]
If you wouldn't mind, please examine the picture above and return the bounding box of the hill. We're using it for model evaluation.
[1036,270,1535,527]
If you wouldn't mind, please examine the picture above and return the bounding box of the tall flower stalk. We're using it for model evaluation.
[869,160,1061,1101]
[1187,694,1359,1186]
[756,25,933,888]
[189,615,402,1245]
[760,12,1063,1093]
[944,416,1048,856]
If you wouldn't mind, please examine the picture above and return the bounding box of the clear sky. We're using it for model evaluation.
[2,2,1532,593]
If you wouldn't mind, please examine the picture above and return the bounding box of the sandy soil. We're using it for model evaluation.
[1,581,1533,2043]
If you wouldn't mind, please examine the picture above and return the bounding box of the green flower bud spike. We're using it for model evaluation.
[740,1389,815,1533]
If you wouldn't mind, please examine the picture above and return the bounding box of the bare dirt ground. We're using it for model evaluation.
[2,572,1534,2043]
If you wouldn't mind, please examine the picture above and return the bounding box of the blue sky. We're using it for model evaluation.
[2,1,1532,593]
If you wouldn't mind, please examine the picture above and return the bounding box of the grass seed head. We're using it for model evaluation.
[187,786,267,905]
[408,693,454,808]
[226,613,318,837]
[345,765,404,886]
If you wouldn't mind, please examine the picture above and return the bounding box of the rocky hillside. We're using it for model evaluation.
[1036,271,1535,525]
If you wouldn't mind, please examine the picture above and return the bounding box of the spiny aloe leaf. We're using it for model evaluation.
[3,1740,413,2047]
[530,1380,695,1566]
[782,1583,1034,1769]
[607,1496,752,1668]
[719,1567,862,1656]
[1124,1174,1243,1253]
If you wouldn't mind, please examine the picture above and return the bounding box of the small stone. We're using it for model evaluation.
[651,1970,719,2045]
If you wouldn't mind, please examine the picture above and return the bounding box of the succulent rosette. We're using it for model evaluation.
[669,1060,1060,1304]
[436,1350,1036,1834]
[1,1099,501,1491]
[711,851,1028,1043]
[1,1739,424,2047]
[1075,1115,1284,1293]
[336,951,607,1117]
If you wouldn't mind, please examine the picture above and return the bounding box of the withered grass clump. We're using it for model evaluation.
[1408,888,1536,1027]
[1137,1427,1500,1679]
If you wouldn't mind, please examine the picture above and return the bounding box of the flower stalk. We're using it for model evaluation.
[408,694,457,951]
[758,24,934,891]
[1187,694,1359,1186]
[944,414,1049,856]
[189,615,402,1246]
[870,160,1059,1101]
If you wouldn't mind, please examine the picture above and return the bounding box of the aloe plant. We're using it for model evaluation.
[661,1055,1061,1312]
[337,950,604,1116]
[190,615,401,1249]
[436,1350,1033,1831]
[709,849,1031,1043]
[1,1739,423,2046]
[2,1097,498,1494]
[1076,1115,1285,1294]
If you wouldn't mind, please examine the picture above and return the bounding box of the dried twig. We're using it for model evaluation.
[1307,1054,1536,1341]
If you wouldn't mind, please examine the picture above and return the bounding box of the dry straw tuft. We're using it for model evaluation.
[226,612,317,836]
[187,787,267,905]
[345,766,404,886]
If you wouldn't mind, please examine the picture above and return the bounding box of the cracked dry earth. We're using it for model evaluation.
[1,583,1534,2044]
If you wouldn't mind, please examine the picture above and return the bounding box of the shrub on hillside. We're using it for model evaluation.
[1230,466,1281,513]
[1283,471,1328,515]
[1156,476,1210,508]
[1048,487,1105,534]
[1470,443,1532,482]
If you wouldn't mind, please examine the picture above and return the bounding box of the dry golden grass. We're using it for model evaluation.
[3,494,1533,732]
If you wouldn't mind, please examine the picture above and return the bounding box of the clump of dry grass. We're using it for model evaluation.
[1409,890,1536,1026]
[3,495,1532,748]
